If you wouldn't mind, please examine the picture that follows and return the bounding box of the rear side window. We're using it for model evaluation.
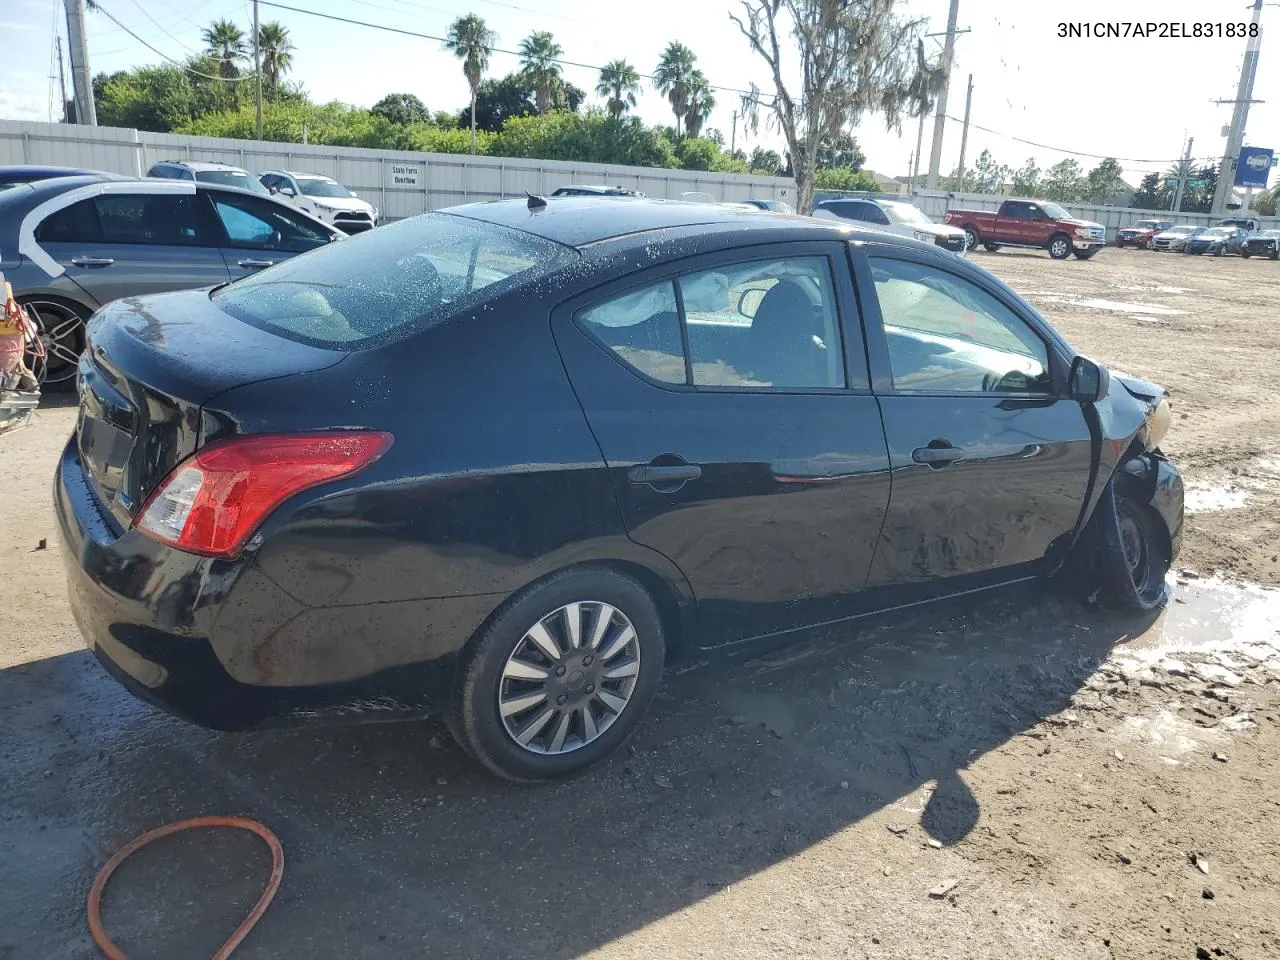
[577,256,846,390]
[96,194,206,246]
[212,212,565,348]
[36,199,104,243]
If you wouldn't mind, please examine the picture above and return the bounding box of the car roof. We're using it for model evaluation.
[0,165,117,180]
[443,195,882,249]
[153,160,247,172]
[281,171,335,180]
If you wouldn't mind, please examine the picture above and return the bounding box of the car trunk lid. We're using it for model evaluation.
[76,289,347,531]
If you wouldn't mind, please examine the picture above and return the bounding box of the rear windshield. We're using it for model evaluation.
[195,170,270,194]
[212,212,566,348]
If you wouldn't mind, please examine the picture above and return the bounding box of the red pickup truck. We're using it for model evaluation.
[943,199,1107,260]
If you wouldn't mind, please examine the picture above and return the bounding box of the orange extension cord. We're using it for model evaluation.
[87,817,284,960]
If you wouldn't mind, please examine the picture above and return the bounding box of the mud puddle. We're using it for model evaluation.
[1026,293,1185,316]
[1184,480,1249,513]
[1121,573,1280,664]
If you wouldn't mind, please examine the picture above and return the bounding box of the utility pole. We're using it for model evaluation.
[1171,137,1193,213]
[253,0,263,141]
[925,0,961,189]
[911,108,926,192]
[954,74,974,193]
[731,110,738,155]
[62,0,96,126]
[1211,0,1264,215]
[55,36,69,123]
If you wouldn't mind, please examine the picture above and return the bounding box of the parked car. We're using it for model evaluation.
[1218,216,1260,233]
[146,160,271,196]
[1241,229,1280,259]
[0,175,343,387]
[1184,226,1249,256]
[551,185,644,198]
[812,198,967,254]
[57,197,1182,781]
[0,165,125,191]
[741,198,796,214]
[943,199,1106,260]
[1115,218,1174,249]
[259,170,379,234]
[1149,225,1205,252]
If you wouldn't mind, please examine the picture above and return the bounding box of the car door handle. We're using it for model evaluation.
[912,444,965,466]
[70,257,114,267]
[627,463,703,487]
[237,258,276,269]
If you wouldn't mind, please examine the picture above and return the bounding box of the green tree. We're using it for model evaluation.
[973,150,1009,194]
[518,31,563,115]
[1129,171,1162,210]
[1181,164,1218,213]
[813,167,881,192]
[652,41,697,137]
[257,22,293,95]
[371,93,429,126]
[675,136,717,170]
[732,0,942,213]
[445,13,497,154]
[201,19,247,86]
[1010,158,1041,196]
[467,73,536,131]
[1042,158,1084,202]
[683,71,715,139]
[750,147,782,174]
[1084,157,1126,204]
[816,133,865,170]
[596,59,640,118]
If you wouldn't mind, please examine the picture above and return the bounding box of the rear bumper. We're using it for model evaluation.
[55,440,495,730]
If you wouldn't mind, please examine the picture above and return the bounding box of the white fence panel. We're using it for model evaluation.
[0,120,796,221]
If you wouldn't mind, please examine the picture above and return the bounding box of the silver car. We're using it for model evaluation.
[0,175,342,388]
[1149,225,1205,252]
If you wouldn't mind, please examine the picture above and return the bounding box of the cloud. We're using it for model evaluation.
[0,86,47,121]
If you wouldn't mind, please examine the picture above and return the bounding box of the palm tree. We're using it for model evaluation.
[444,14,496,155]
[652,41,696,137]
[257,22,294,96]
[596,59,640,119]
[201,19,247,85]
[519,31,563,115]
[683,70,715,139]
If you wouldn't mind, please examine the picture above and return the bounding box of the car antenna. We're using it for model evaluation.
[526,192,547,211]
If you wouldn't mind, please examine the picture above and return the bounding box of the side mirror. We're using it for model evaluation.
[349,190,358,197]
[1068,355,1110,402]
[280,186,296,197]
[737,288,767,318]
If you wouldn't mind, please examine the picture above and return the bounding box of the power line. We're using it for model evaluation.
[255,0,769,100]
[941,114,1219,166]
[127,0,200,54]
[90,0,255,80]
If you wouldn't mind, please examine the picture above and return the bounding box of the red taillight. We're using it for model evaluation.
[135,431,393,559]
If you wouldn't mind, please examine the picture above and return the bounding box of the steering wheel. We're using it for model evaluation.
[983,370,1028,392]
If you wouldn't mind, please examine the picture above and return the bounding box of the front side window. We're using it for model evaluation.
[213,212,563,348]
[577,256,845,391]
[95,194,206,246]
[211,194,332,252]
[870,257,1051,394]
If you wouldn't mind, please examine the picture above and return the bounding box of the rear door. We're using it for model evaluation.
[996,201,1033,245]
[552,243,891,648]
[203,189,335,277]
[33,191,229,304]
[852,243,1094,589]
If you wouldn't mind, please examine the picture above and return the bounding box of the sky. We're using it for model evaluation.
[1,0,1277,190]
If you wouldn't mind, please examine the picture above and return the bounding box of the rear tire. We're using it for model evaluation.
[16,296,89,392]
[1242,251,1251,259]
[450,567,666,782]
[982,242,1001,252]
[1271,249,1279,260]
[1048,234,1073,259]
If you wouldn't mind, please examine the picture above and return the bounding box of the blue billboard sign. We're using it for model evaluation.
[1235,147,1274,188]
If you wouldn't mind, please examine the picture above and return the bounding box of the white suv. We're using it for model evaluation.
[258,171,379,234]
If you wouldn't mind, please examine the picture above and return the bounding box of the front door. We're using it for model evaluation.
[854,246,1094,588]
[553,244,891,648]
[204,190,335,277]
[33,192,229,305]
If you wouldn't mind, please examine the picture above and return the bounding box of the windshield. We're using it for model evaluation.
[1134,221,1163,228]
[1201,228,1231,238]
[298,178,352,199]
[1166,226,1196,235]
[883,202,934,226]
[1040,202,1070,219]
[196,169,270,195]
[212,213,566,348]
[1255,230,1280,239]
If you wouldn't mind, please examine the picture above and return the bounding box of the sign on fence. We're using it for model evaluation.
[389,163,420,187]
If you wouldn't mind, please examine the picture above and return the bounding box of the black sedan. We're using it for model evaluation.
[57,198,1183,781]
[1184,226,1249,256]
[1241,229,1280,260]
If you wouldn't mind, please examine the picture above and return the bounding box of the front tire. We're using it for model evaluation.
[1048,234,1073,259]
[451,567,666,782]
[1074,249,1097,261]
[1096,482,1170,613]
[963,227,980,251]
[1242,251,1251,258]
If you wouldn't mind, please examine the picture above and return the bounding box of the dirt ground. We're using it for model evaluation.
[2,247,1279,960]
